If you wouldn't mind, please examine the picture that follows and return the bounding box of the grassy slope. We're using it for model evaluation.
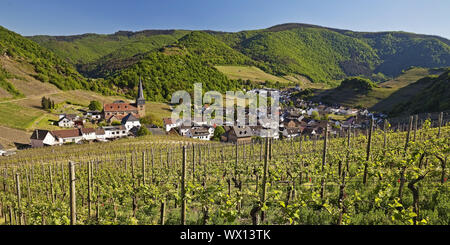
[312,67,448,114]
[215,65,294,83]
[388,69,450,115]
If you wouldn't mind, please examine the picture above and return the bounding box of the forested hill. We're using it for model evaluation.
[104,31,260,102]
[30,23,450,86]
[0,26,90,91]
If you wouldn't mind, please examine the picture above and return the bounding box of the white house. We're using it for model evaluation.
[163,118,180,132]
[282,127,302,138]
[186,127,211,140]
[58,114,80,128]
[207,126,215,137]
[86,111,102,120]
[0,144,6,156]
[179,125,191,136]
[58,117,75,128]
[51,129,83,144]
[95,128,107,141]
[103,126,128,139]
[30,129,57,147]
[258,128,279,139]
[81,128,97,141]
[121,113,141,130]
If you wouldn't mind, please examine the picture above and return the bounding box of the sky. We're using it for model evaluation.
[1,0,449,39]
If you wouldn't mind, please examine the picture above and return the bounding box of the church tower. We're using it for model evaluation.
[136,76,146,117]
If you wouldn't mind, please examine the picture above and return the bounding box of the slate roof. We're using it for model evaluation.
[147,127,165,135]
[189,127,210,137]
[136,77,146,106]
[285,127,302,135]
[233,126,253,138]
[121,113,139,124]
[30,129,51,140]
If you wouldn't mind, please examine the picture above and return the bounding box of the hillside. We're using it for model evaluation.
[389,69,450,115]
[214,65,294,84]
[312,67,449,114]
[30,30,191,64]
[30,24,450,91]
[0,26,94,92]
[1,23,448,107]
[79,31,259,79]
[105,50,250,102]
[216,27,380,83]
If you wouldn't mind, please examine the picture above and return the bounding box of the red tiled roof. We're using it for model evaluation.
[51,129,81,138]
[104,103,137,112]
[95,128,105,135]
[80,128,96,134]
[163,118,173,125]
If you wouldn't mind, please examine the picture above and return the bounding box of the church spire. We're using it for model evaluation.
[136,76,145,106]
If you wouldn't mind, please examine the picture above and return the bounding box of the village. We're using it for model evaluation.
[0,80,385,156]
[163,86,385,143]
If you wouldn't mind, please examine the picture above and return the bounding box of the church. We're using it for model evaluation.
[103,78,146,122]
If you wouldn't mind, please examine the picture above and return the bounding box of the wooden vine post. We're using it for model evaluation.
[235,142,239,176]
[383,119,388,156]
[69,161,76,225]
[320,122,328,199]
[399,116,413,201]
[337,170,347,225]
[413,114,418,142]
[151,148,154,184]
[15,173,23,225]
[87,161,92,218]
[181,146,187,225]
[142,151,146,185]
[260,138,270,223]
[160,200,166,225]
[437,112,443,138]
[49,165,54,203]
[363,117,374,185]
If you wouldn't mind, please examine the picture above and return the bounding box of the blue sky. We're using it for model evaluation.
[1,0,449,39]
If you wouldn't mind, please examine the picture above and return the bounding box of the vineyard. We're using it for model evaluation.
[0,117,448,225]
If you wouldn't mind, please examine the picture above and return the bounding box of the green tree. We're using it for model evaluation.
[89,100,103,111]
[321,114,330,121]
[41,96,52,110]
[137,126,151,136]
[111,121,121,126]
[311,110,320,120]
[212,126,225,141]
